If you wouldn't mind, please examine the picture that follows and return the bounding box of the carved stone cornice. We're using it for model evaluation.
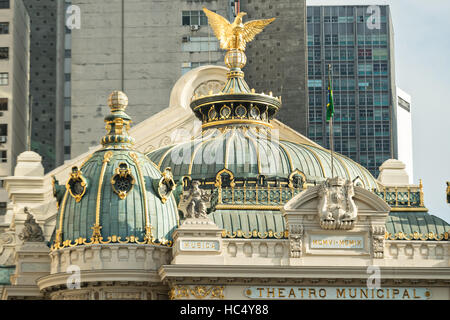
[159,265,450,286]
[37,269,163,293]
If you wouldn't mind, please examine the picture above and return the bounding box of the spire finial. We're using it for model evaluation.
[108,90,129,112]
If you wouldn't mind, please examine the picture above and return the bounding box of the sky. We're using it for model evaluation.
[307,0,450,221]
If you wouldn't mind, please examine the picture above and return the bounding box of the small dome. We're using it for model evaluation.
[52,92,179,250]
[108,90,129,110]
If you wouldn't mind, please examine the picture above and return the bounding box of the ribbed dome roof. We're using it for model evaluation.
[147,126,379,190]
[51,91,179,250]
[386,212,450,240]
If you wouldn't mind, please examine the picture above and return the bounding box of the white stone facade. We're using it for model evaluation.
[0,66,449,300]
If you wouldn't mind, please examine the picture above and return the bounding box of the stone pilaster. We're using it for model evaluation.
[171,218,224,265]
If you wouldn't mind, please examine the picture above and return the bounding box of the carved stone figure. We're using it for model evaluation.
[0,232,14,255]
[185,181,211,219]
[288,224,303,258]
[317,177,358,230]
[194,80,226,97]
[18,207,45,242]
[372,225,386,259]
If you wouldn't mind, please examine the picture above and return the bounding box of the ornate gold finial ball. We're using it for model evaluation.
[108,90,128,110]
[224,49,247,69]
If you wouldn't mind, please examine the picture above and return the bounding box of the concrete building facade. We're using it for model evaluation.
[241,0,308,136]
[306,5,397,177]
[22,0,62,173]
[0,0,29,217]
[57,0,72,162]
[69,0,233,158]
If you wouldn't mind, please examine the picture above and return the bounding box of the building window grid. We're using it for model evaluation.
[0,0,9,9]
[182,10,208,26]
[0,98,7,111]
[0,22,8,34]
[0,47,8,59]
[0,73,8,85]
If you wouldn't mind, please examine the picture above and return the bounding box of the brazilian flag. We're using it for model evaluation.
[326,76,334,121]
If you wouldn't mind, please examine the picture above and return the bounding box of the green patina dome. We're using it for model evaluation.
[147,126,379,190]
[386,211,450,240]
[52,91,179,250]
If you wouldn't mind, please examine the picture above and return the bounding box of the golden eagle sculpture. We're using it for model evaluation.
[203,7,275,52]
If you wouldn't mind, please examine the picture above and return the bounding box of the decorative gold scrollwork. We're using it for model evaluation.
[169,286,224,300]
[288,169,307,189]
[221,229,287,239]
[66,166,88,203]
[385,231,449,241]
[154,167,176,204]
[111,162,136,200]
[220,104,232,119]
[215,168,235,188]
[51,232,173,251]
[208,105,218,121]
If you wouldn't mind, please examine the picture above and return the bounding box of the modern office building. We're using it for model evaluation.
[0,0,30,217]
[22,0,63,172]
[69,0,232,158]
[396,87,413,182]
[306,5,397,177]
[241,0,308,136]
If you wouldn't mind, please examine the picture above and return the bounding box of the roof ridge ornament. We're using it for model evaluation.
[317,178,358,230]
[190,9,281,130]
[101,91,136,148]
[203,7,275,94]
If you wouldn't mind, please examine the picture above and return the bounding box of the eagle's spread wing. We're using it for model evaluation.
[203,8,232,50]
[242,18,276,44]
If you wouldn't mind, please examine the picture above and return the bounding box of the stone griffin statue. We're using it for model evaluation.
[18,207,45,242]
[317,177,358,230]
[203,7,275,52]
[185,181,211,219]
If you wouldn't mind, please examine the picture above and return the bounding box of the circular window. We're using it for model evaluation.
[220,105,231,119]
[115,177,132,192]
[235,105,247,118]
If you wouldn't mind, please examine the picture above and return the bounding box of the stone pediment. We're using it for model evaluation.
[282,179,390,260]
[284,183,391,214]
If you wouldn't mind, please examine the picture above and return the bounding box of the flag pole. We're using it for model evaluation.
[328,64,335,178]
